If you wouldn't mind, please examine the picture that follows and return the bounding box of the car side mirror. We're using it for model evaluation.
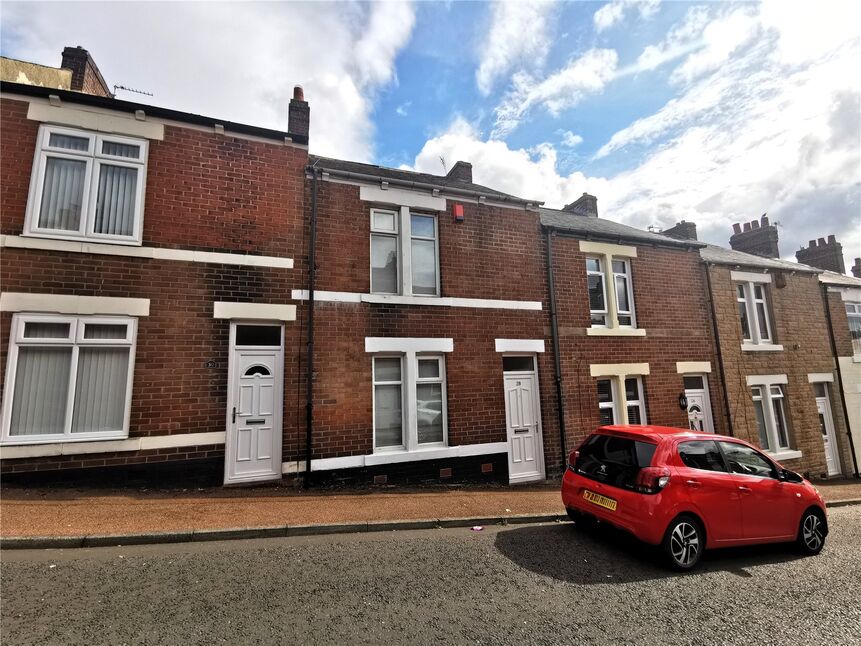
[779,469,802,483]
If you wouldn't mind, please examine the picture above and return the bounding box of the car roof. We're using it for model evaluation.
[595,425,743,444]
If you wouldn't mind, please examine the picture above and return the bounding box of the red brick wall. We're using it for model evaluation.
[826,291,854,358]
[547,236,726,456]
[707,266,838,476]
[0,96,307,474]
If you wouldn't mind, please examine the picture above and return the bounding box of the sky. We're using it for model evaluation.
[3,0,859,268]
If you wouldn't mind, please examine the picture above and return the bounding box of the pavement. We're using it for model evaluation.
[1,477,859,549]
[2,506,860,645]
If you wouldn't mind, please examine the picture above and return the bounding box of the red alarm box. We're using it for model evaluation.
[452,203,464,222]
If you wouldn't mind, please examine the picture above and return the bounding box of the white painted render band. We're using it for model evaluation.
[578,240,638,257]
[281,441,509,473]
[0,292,150,316]
[494,339,545,353]
[213,302,297,321]
[1,235,294,269]
[359,184,447,211]
[28,101,165,140]
[676,361,713,374]
[731,270,772,283]
[745,374,788,386]
[290,290,542,310]
[589,363,651,378]
[0,431,226,458]
[365,337,454,353]
[807,372,835,383]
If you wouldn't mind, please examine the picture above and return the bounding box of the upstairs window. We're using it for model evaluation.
[25,125,147,245]
[846,303,861,356]
[585,254,636,329]
[736,281,774,346]
[370,208,439,297]
[1,314,137,444]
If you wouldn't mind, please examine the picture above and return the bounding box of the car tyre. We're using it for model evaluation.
[796,509,826,556]
[661,515,704,571]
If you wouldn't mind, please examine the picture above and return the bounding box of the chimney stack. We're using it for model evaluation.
[446,161,473,183]
[852,258,861,279]
[562,193,598,217]
[288,85,309,141]
[796,234,846,273]
[729,214,779,258]
[663,220,698,241]
[60,46,111,97]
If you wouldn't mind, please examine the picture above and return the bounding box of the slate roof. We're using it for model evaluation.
[699,244,820,273]
[539,207,703,249]
[818,270,861,287]
[309,155,539,204]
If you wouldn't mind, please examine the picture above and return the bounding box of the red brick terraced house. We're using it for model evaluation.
[0,79,309,484]
[293,157,556,484]
[696,216,857,478]
[541,199,727,462]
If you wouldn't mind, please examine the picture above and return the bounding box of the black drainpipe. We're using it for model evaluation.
[304,165,319,488]
[704,264,734,436]
[821,283,859,478]
[545,229,567,469]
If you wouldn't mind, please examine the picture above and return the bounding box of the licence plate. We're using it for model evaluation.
[583,489,617,511]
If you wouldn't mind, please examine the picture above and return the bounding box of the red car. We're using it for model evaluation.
[561,425,828,570]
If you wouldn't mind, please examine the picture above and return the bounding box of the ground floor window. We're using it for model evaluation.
[596,376,646,425]
[1,314,137,443]
[751,384,790,451]
[373,354,447,451]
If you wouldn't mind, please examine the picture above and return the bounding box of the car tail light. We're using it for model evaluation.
[567,450,580,471]
[635,467,671,494]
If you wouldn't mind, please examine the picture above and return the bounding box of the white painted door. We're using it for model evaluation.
[225,329,283,484]
[817,396,841,477]
[504,373,544,483]
[684,375,714,434]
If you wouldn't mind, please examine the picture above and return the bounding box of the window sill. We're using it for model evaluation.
[306,441,509,471]
[741,343,784,352]
[586,327,646,337]
[21,230,142,247]
[853,356,861,363]
[766,449,802,462]
[0,433,129,447]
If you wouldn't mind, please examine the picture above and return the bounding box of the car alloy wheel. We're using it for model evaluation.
[670,521,700,567]
[802,514,823,551]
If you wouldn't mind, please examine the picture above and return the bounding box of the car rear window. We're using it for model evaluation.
[574,434,657,491]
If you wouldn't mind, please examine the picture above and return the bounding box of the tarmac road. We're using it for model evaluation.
[2,506,859,645]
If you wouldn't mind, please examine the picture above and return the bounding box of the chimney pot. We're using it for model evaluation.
[808,240,816,248]
[751,220,760,229]
[760,214,769,227]
[733,223,742,234]
[817,237,826,246]
[827,234,836,244]
[293,85,304,101]
[743,222,751,232]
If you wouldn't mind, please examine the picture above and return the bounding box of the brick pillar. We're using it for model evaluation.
[288,86,309,141]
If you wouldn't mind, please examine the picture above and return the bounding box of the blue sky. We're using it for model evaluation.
[3,1,859,266]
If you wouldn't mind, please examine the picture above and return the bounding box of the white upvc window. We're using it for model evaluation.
[372,354,447,452]
[846,303,861,356]
[25,125,148,245]
[585,254,636,329]
[751,384,791,452]
[1,314,137,444]
[596,376,646,426]
[736,281,773,345]
[369,208,440,297]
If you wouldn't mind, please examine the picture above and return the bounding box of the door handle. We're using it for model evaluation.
[232,407,236,424]
[738,485,752,494]
[685,479,701,488]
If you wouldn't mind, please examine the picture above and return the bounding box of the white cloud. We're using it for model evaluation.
[492,48,618,138]
[561,131,584,147]
[594,0,660,33]
[475,0,556,95]
[670,8,759,84]
[0,1,415,162]
[396,101,412,117]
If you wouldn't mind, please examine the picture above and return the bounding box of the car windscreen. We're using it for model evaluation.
[574,434,657,491]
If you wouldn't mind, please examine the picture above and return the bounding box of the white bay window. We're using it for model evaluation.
[25,125,147,245]
[1,314,137,444]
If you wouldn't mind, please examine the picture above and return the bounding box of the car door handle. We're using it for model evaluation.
[685,479,702,488]
[738,486,752,494]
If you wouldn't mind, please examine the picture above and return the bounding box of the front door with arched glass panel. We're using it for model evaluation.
[224,323,283,485]
[684,374,714,434]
